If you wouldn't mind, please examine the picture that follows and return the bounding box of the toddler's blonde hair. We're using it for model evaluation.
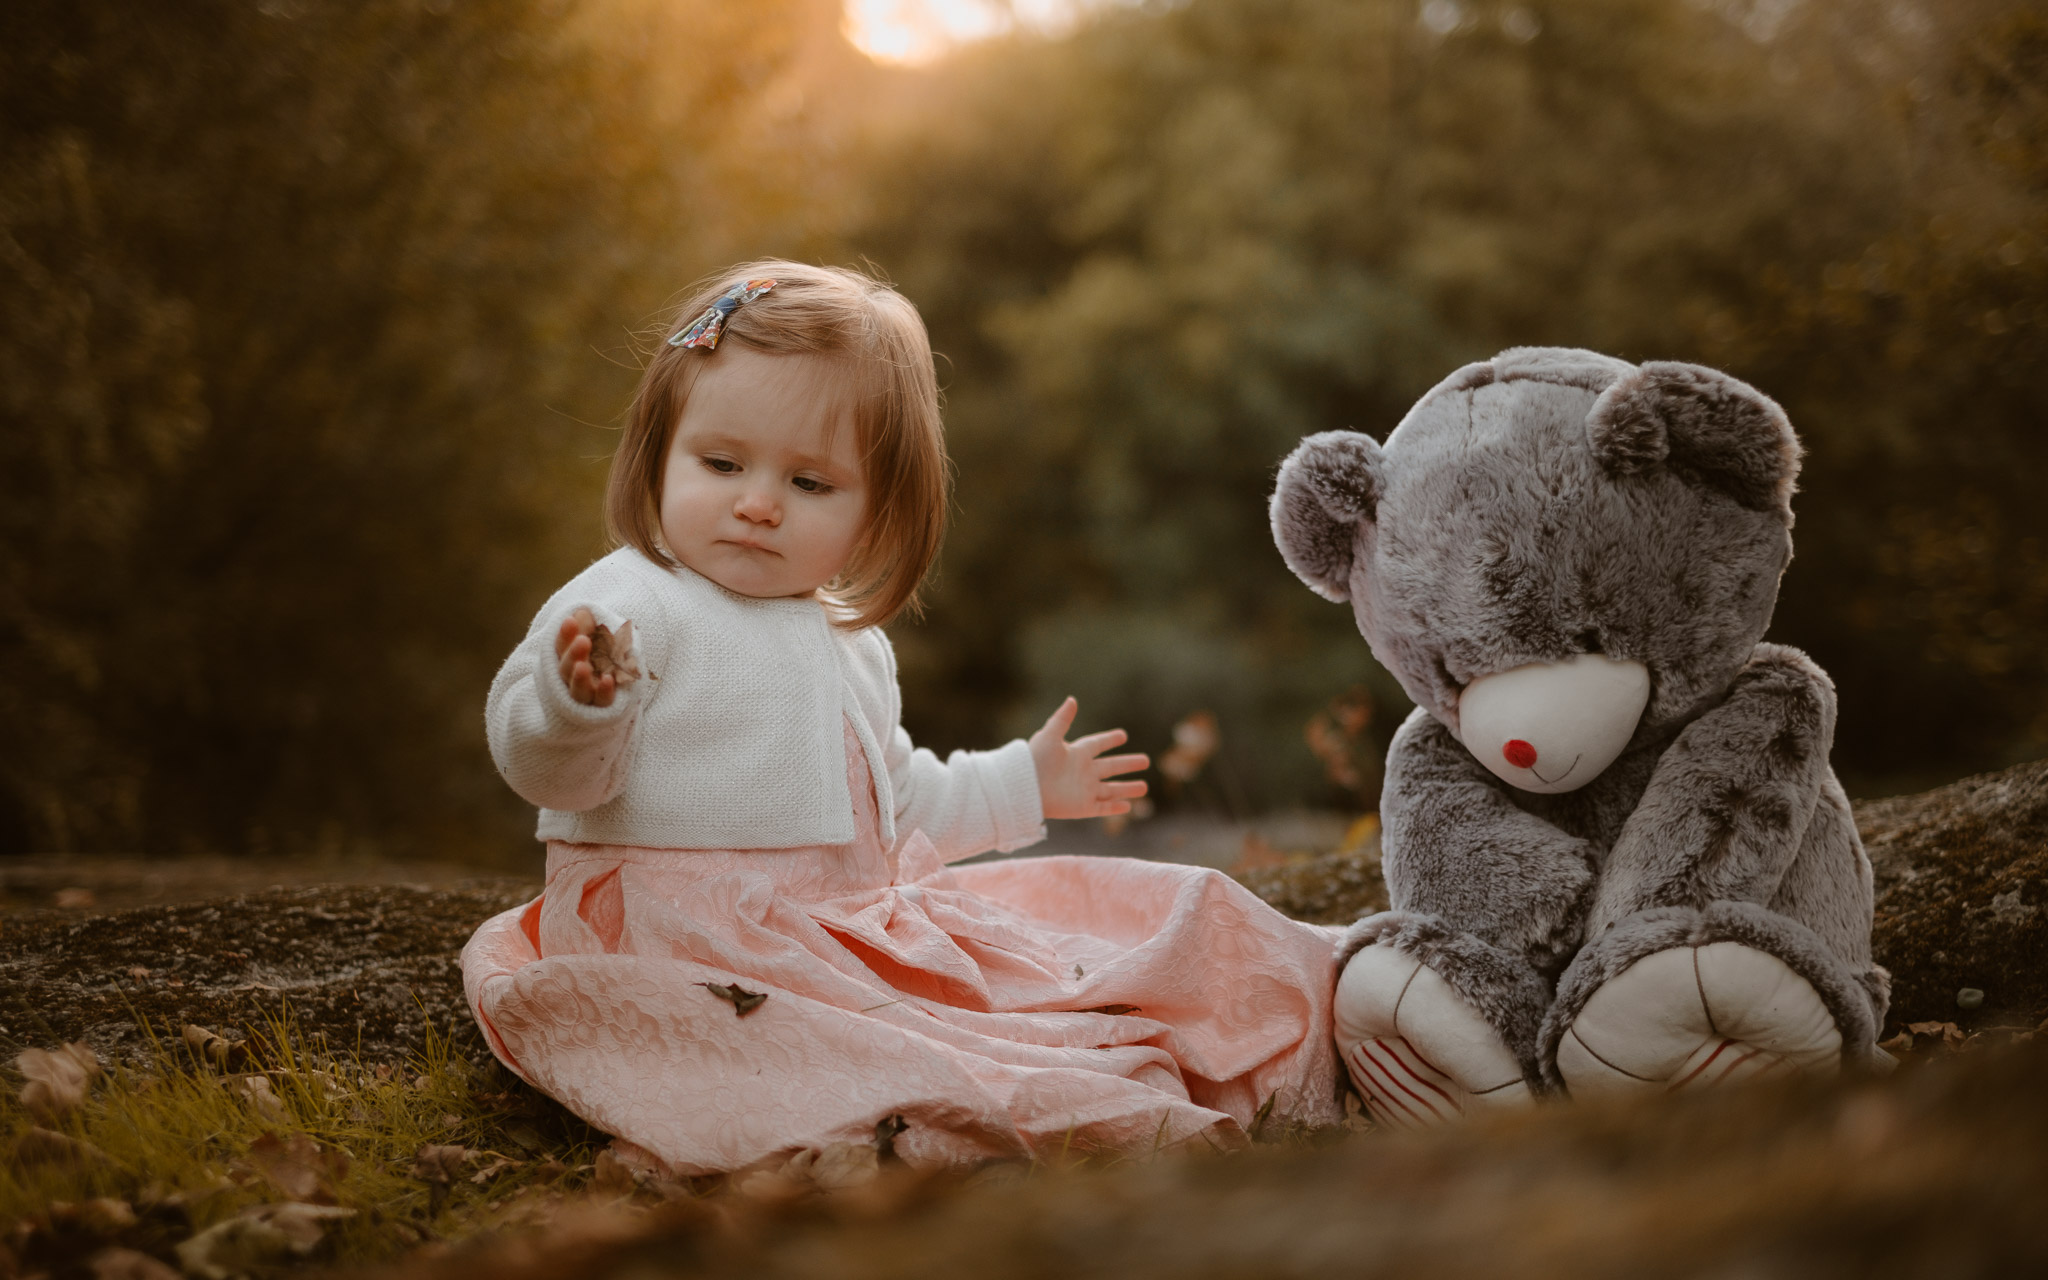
[607,260,949,630]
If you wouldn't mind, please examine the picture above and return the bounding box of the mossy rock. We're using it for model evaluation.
[0,882,534,1067]
[1236,759,2048,1037]
[1857,759,2048,1032]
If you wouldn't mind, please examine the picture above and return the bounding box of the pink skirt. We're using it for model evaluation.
[462,741,1344,1172]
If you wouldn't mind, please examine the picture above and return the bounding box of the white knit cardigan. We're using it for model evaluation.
[485,548,1045,858]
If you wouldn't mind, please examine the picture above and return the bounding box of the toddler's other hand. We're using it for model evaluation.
[1029,697,1149,820]
[554,607,616,708]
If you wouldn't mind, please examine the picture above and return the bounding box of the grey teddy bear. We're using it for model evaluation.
[1271,347,1888,1126]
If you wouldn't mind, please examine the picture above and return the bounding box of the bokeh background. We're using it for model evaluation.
[3,0,2045,866]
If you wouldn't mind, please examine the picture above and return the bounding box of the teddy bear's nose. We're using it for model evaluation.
[1503,739,1538,769]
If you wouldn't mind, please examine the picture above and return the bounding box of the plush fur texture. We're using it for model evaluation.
[1273,348,1883,1090]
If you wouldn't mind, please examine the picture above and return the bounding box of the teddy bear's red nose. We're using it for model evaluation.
[1503,739,1538,769]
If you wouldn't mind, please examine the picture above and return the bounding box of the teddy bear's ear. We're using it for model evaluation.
[1271,430,1383,602]
[1587,362,1801,513]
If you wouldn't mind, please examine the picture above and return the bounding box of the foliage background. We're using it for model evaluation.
[2,0,2044,861]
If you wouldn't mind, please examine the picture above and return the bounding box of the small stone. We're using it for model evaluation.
[1956,987,1985,1010]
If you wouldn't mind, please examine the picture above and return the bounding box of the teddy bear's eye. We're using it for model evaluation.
[1576,630,1603,654]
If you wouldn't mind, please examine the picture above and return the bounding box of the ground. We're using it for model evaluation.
[1,761,2044,1278]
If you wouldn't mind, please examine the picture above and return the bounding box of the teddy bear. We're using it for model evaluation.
[1270,347,1889,1126]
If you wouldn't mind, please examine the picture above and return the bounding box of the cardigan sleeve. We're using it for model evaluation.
[485,572,658,815]
[886,729,1046,862]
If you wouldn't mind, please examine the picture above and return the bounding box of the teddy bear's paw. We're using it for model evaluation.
[1557,942,1842,1100]
[1335,943,1529,1129]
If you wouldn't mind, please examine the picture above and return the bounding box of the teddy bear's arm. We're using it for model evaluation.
[1587,644,1837,933]
[1383,708,1601,975]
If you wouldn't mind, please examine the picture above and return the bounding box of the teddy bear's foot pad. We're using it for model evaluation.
[1557,942,1841,1100]
[1335,943,1530,1129]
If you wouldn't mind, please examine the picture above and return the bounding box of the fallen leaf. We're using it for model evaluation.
[591,1148,639,1196]
[699,982,768,1017]
[809,1141,880,1191]
[126,966,152,980]
[68,1199,138,1234]
[410,1144,473,1185]
[874,1114,908,1162]
[1082,1004,1143,1017]
[175,1203,354,1280]
[181,1026,251,1073]
[87,1246,180,1280]
[17,1042,101,1118]
[1904,1020,1967,1048]
[247,1133,349,1204]
[1158,710,1220,784]
[232,1074,285,1117]
[735,1166,806,1202]
[468,1156,520,1185]
[410,1142,472,1216]
[587,621,643,688]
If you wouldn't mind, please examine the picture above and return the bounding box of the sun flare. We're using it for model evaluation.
[841,0,1098,66]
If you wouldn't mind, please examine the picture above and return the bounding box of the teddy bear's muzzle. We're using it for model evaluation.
[1456,653,1650,794]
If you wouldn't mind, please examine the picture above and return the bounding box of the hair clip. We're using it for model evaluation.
[669,278,777,349]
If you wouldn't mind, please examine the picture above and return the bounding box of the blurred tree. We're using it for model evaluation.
[0,0,845,857]
[850,0,2048,804]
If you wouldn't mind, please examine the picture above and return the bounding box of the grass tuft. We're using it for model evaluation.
[2,1003,609,1272]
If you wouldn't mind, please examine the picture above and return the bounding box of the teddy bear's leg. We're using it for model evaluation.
[1335,943,1532,1128]
[1541,902,1881,1099]
[1553,941,1839,1098]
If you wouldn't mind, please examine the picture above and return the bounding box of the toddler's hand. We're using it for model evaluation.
[1029,697,1150,820]
[554,607,616,708]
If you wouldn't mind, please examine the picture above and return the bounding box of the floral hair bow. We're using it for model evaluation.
[669,278,777,349]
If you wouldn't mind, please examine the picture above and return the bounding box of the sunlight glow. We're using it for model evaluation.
[842,0,1101,66]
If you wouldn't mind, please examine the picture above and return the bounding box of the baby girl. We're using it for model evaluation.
[461,261,1342,1172]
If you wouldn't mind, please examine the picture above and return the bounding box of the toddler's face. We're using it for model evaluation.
[660,346,867,601]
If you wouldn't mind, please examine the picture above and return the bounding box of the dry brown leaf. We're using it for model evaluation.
[175,1203,354,1279]
[808,1141,880,1191]
[591,1147,639,1196]
[587,620,643,688]
[181,1025,251,1073]
[467,1155,520,1185]
[247,1133,349,1204]
[410,1143,473,1185]
[1904,1020,1967,1048]
[1082,1004,1143,1017]
[232,1074,285,1117]
[68,1198,139,1234]
[87,1246,181,1280]
[17,1042,101,1118]
[699,982,768,1017]
[1158,710,1220,784]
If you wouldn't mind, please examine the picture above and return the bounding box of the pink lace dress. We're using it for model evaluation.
[462,725,1344,1172]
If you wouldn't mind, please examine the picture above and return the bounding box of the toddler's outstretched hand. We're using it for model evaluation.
[1029,697,1150,820]
[554,607,616,708]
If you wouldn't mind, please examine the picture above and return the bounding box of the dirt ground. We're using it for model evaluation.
[1,759,2043,1068]
[1,762,2044,1280]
